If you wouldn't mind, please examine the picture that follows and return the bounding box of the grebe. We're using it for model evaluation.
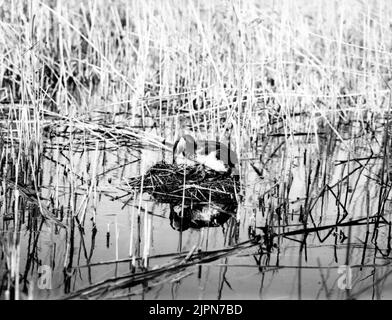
[172,120,239,175]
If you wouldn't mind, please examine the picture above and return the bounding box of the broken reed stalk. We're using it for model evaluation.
[115,218,119,262]
[129,195,137,271]
[61,214,385,299]
[61,235,261,300]
[179,163,187,252]
[143,201,149,268]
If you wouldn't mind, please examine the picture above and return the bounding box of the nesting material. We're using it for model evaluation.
[126,162,240,204]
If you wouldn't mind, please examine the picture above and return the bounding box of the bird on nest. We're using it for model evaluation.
[172,117,239,176]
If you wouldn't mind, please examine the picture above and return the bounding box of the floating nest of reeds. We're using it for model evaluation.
[125,162,240,204]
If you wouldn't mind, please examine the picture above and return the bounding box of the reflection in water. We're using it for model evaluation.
[169,202,236,231]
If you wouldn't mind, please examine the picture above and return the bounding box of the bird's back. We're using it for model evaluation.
[197,140,238,168]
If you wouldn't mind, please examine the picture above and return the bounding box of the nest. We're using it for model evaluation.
[125,162,240,204]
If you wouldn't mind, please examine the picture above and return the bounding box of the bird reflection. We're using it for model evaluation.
[169,201,237,231]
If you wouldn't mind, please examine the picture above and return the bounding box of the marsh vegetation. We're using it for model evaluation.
[1,0,392,299]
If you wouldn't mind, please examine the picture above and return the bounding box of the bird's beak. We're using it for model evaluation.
[172,138,180,163]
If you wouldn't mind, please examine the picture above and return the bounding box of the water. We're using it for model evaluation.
[1,112,392,300]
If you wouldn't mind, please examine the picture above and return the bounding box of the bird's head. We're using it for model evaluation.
[173,134,198,162]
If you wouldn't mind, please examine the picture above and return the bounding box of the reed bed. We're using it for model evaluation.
[1,0,392,300]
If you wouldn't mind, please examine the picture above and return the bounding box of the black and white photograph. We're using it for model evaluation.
[1,0,392,305]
